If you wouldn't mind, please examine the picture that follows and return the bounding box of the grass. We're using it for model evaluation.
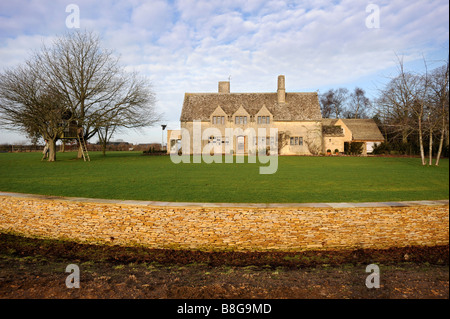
[0,151,448,203]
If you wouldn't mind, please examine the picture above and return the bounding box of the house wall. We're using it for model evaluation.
[167,130,182,154]
[275,121,322,155]
[1,196,448,252]
[180,120,322,155]
[323,136,344,154]
[335,119,353,142]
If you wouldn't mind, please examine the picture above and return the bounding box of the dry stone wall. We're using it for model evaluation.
[0,195,448,251]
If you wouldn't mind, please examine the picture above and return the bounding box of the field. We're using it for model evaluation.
[0,151,448,203]
[0,233,448,299]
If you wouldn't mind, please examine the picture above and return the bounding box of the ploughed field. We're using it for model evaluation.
[0,234,448,299]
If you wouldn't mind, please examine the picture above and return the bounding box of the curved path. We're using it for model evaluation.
[0,191,448,208]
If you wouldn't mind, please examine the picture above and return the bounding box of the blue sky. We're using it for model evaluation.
[0,0,448,144]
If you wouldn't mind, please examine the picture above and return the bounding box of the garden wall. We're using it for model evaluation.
[0,195,448,251]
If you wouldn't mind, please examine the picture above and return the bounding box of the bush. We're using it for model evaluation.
[344,142,363,155]
[372,142,390,155]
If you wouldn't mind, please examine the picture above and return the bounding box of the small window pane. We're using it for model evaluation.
[290,137,294,145]
[299,137,303,146]
[243,116,247,124]
[266,117,270,124]
[270,136,275,146]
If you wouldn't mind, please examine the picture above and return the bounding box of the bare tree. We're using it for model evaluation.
[0,61,70,161]
[429,60,449,166]
[376,55,435,165]
[375,72,417,145]
[401,57,430,166]
[319,88,349,118]
[346,87,371,119]
[319,90,334,118]
[35,31,160,159]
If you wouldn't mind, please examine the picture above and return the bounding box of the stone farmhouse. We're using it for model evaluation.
[168,75,384,155]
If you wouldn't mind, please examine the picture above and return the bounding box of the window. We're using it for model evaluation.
[290,136,304,146]
[257,116,270,124]
[270,136,276,147]
[235,116,247,125]
[212,116,225,125]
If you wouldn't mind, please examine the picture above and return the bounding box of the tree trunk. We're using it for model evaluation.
[435,116,445,166]
[48,139,57,162]
[77,143,83,159]
[418,117,426,166]
[428,127,433,166]
[446,125,449,147]
[402,129,408,144]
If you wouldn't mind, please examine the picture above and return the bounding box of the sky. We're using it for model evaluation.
[0,0,448,145]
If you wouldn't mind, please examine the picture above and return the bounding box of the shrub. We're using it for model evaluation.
[372,142,390,155]
[350,142,364,155]
[345,142,363,155]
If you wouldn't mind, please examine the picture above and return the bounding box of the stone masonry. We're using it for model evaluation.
[0,195,448,252]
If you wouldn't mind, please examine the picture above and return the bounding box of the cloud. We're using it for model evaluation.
[131,0,174,35]
[0,0,448,144]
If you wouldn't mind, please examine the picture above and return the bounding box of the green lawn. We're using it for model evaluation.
[0,151,448,203]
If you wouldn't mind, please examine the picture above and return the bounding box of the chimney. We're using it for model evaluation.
[218,81,230,93]
[277,75,285,103]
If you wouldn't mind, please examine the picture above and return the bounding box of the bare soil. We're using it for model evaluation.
[0,233,448,299]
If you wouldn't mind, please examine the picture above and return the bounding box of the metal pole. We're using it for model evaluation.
[161,125,167,151]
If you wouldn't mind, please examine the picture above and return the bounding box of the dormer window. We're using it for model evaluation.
[235,116,247,125]
[212,116,225,125]
[257,116,270,124]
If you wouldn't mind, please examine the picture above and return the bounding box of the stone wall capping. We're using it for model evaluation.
[0,191,447,208]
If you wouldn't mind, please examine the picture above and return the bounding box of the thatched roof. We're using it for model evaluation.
[180,92,322,122]
[340,119,384,141]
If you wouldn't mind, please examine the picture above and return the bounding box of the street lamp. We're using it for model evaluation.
[161,124,167,151]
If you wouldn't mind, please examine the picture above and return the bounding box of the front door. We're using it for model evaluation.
[237,136,245,154]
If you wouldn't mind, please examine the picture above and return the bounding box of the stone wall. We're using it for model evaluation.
[0,195,448,251]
